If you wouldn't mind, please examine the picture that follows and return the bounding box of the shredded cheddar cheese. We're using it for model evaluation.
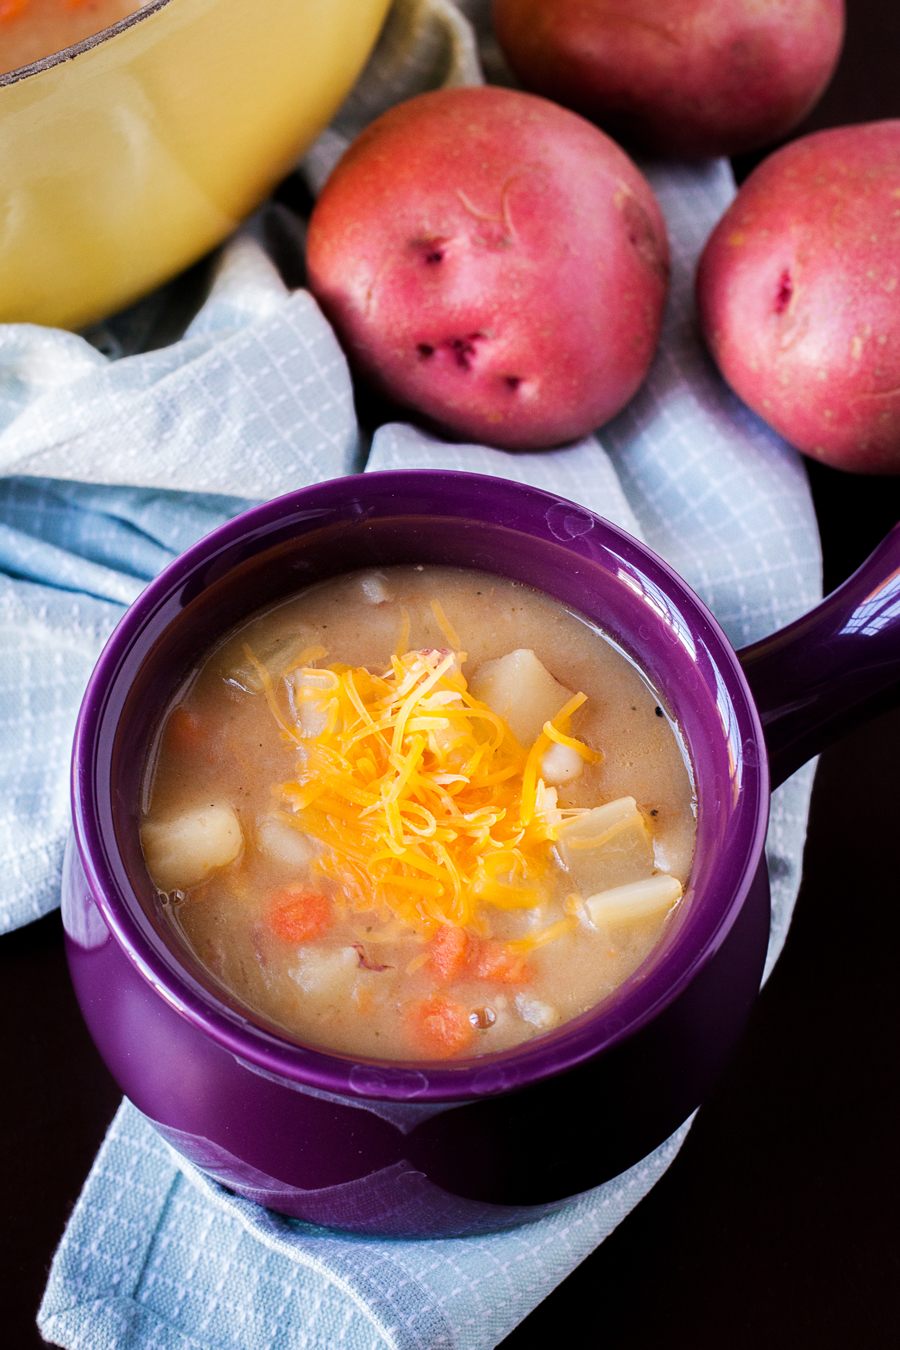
[258,646,601,940]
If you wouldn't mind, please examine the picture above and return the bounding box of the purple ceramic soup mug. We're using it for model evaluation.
[63,471,900,1238]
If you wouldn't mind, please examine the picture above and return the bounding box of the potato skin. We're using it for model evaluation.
[697,121,900,475]
[305,86,669,451]
[493,0,844,160]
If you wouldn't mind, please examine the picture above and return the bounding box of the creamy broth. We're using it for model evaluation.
[141,567,695,1060]
[0,0,147,76]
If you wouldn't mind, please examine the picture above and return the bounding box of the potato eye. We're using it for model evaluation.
[449,334,485,370]
[775,269,793,314]
[411,237,450,265]
[450,338,475,368]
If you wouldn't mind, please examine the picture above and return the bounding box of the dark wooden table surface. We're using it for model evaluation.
[3,3,899,1346]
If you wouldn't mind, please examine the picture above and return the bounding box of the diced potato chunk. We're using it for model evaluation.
[515,992,560,1029]
[585,874,683,927]
[290,945,358,996]
[224,631,321,693]
[256,816,317,868]
[541,741,583,785]
[469,649,574,747]
[557,796,654,895]
[141,804,243,892]
[359,570,391,604]
[288,669,337,738]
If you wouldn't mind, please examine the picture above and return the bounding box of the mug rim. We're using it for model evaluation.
[71,469,770,1103]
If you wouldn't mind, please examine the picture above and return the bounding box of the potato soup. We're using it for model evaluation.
[140,567,696,1061]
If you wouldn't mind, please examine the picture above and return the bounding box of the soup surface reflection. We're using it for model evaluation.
[141,567,696,1060]
[0,0,148,76]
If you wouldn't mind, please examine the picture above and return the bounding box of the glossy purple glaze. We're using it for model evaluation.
[740,522,900,788]
[63,471,899,1236]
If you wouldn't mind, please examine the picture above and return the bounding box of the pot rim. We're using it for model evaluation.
[71,469,770,1103]
[0,0,173,89]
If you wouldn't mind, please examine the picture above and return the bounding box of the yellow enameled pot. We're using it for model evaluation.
[0,0,392,330]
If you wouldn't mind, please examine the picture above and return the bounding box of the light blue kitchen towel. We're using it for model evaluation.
[0,2,820,1346]
[38,1099,694,1350]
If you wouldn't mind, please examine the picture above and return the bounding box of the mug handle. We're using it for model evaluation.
[739,523,900,790]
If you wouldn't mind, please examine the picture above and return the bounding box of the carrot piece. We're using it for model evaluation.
[404,994,475,1058]
[428,924,469,982]
[469,940,529,984]
[164,706,205,754]
[267,887,332,944]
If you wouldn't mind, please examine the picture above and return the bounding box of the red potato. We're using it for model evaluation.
[492,0,845,160]
[697,121,900,475]
[305,86,669,451]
